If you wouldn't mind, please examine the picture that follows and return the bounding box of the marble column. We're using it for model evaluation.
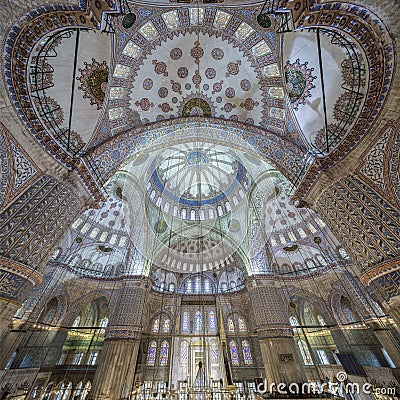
[0,174,83,336]
[89,279,147,400]
[246,278,306,385]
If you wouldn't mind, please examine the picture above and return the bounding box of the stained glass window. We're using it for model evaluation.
[238,317,247,332]
[147,341,157,366]
[195,276,201,293]
[227,318,234,333]
[152,319,160,332]
[211,341,218,362]
[298,339,313,365]
[209,311,216,332]
[317,315,326,327]
[289,316,299,333]
[181,341,188,361]
[159,340,169,366]
[182,311,189,332]
[242,340,253,365]
[229,340,239,366]
[163,319,171,333]
[204,278,211,294]
[195,310,203,332]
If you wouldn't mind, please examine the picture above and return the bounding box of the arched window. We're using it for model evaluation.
[317,315,326,327]
[163,319,171,333]
[242,340,253,365]
[182,311,189,332]
[159,340,169,366]
[316,254,328,266]
[338,247,349,260]
[289,316,299,333]
[186,279,193,294]
[195,310,203,332]
[72,316,81,327]
[230,281,236,290]
[195,276,201,293]
[147,341,157,366]
[152,318,160,332]
[181,341,188,362]
[204,278,211,294]
[209,311,216,332]
[229,340,239,366]
[238,317,247,332]
[56,382,73,400]
[169,283,175,292]
[298,339,313,365]
[211,341,218,362]
[227,318,235,333]
[99,317,108,334]
[221,282,228,292]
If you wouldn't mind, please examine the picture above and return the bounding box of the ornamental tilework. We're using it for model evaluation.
[9,140,38,193]
[374,271,400,301]
[316,175,400,269]
[0,127,10,210]
[0,175,81,269]
[360,128,391,191]
[0,270,27,301]
[91,120,306,183]
[389,126,400,205]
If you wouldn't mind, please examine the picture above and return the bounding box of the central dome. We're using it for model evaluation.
[147,143,250,220]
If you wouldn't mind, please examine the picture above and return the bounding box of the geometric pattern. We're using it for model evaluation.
[10,140,38,193]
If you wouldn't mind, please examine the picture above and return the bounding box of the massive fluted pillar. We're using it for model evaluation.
[246,277,306,385]
[89,279,147,400]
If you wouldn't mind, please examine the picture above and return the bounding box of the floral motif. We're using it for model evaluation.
[170,80,182,94]
[170,47,182,60]
[159,102,173,113]
[333,92,361,122]
[313,123,341,151]
[153,60,168,76]
[180,94,215,117]
[190,41,204,64]
[226,60,241,77]
[221,103,236,112]
[178,67,189,79]
[192,70,202,86]
[135,98,154,111]
[240,98,259,111]
[211,48,224,60]
[240,79,251,91]
[34,96,64,127]
[30,58,53,91]
[225,87,235,98]
[143,78,153,90]
[205,68,216,79]
[284,59,316,110]
[158,87,169,98]
[212,81,223,94]
[77,58,109,110]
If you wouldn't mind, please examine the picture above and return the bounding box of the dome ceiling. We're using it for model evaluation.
[52,135,343,280]
[102,7,293,145]
[283,29,368,154]
[28,29,111,151]
[147,143,251,220]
